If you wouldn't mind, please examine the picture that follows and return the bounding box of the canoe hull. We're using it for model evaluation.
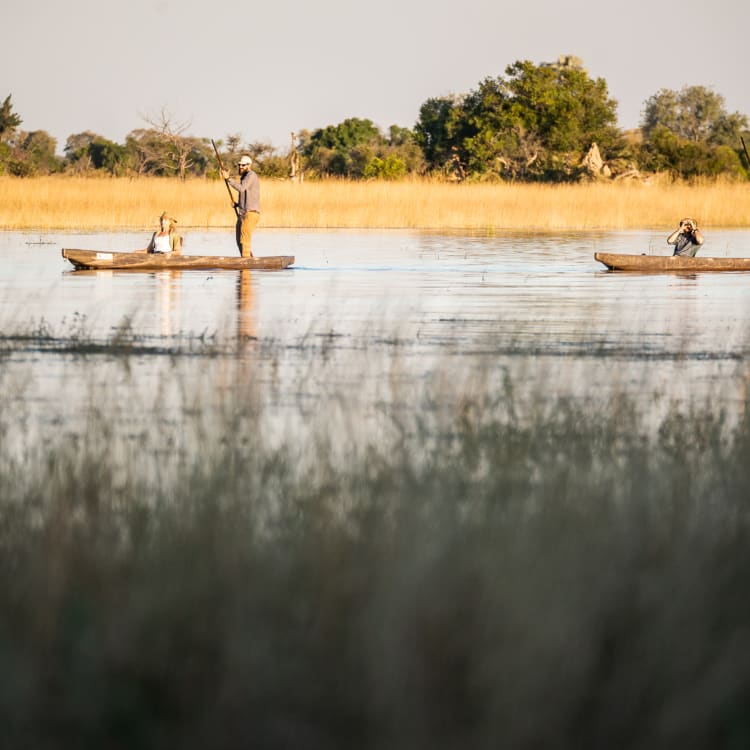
[595,252,750,272]
[62,249,294,271]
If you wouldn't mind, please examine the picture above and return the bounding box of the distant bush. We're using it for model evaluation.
[363,154,407,180]
[639,125,747,179]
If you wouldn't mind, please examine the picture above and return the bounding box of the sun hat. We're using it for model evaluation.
[237,155,253,166]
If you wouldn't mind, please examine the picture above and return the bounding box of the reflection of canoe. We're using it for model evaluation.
[62,249,294,271]
[595,252,750,272]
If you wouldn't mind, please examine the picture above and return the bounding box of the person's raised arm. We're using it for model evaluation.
[667,225,682,245]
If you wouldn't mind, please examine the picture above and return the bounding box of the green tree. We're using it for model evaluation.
[0,94,22,140]
[642,86,747,146]
[414,96,460,171]
[0,94,23,175]
[385,126,425,174]
[301,118,424,179]
[125,129,168,175]
[308,118,381,152]
[387,125,413,147]
[302,118,385,177]
[65,131,130,174]
[14,130,61,175]
[64,131,98,171]
[244,140,289,178]
[640,86,749,177]
[415,59,625,181]
[482,60,622,179]
[88,137,130,174]
[211,138,290,179]
[363,154,407,180]
[639,125,745,179]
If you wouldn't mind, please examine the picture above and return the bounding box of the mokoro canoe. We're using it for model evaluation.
[595,252,750,272]
[62,249,294,271]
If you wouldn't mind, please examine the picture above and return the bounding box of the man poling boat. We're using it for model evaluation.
[212,140,261,259]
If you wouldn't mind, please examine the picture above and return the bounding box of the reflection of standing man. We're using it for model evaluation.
[237,269,257,343]
[221,154,260,258]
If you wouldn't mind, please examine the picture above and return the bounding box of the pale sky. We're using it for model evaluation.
[3,0,748,154]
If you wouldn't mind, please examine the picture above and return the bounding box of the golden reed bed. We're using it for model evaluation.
[1,175,749,231]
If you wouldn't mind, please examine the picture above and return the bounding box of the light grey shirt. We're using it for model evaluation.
[228,170,260,216]
[668,230,703,257]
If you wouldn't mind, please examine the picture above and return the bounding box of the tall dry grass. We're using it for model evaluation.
[1,175,750,230]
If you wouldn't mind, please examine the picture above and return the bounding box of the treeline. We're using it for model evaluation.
[2,56,749,182]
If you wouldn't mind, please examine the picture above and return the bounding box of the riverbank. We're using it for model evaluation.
[2,175,749,231]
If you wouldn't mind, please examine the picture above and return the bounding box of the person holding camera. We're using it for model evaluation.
[667,217,704,257]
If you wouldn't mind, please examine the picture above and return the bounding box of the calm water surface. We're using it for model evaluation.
[2,227,750,447]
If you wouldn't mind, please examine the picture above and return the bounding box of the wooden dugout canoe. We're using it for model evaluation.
[595,252,750,272]
[62,249,294,271]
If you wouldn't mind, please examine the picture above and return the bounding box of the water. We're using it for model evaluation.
[5,227,750,747]
[5,227,750,344]
[2,227,750,450]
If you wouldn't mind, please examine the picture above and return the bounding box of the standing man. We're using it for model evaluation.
[221,154,260,258]
[667,217,704,257]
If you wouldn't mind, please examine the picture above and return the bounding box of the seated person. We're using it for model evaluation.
[138,212,183,254]
[667,217,704,257]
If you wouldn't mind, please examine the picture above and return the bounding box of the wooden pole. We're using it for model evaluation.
[211,139,240,219]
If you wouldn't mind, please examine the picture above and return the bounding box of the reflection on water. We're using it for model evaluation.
[236,270,257,341]
[156,270,181,337]
[2,227,750,443]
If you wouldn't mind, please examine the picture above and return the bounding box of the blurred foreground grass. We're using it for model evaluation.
[2,331,750,749]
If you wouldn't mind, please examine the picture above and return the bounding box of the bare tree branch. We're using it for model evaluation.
[138,108,195,179]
